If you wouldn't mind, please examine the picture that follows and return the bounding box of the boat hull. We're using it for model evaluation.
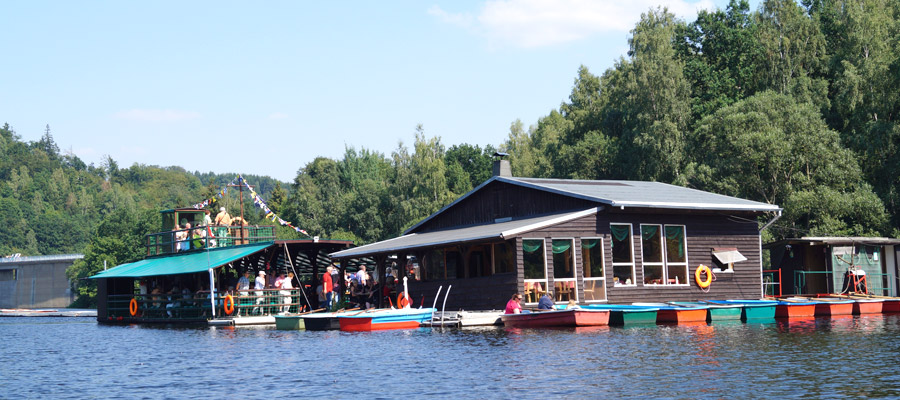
[656,308,707,323]
[814,302,853,316]
[580,305,659,325]
[775,303,816,318]
[301,314,341,331]
[668,302,740,321]
[883,299,900,313]
[705,300,776,320]
[501,309,609,328]
[274,315,306,330]
[852,300,883,314]
[338,308,436,332]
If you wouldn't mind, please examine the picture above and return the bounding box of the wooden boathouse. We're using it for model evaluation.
[330,159,782,311]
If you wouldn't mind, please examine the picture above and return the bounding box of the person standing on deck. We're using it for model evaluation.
[356,265,368,287]
[214,207,232,245]
[280,272,295,314]
[322,266,334,310]
[253,271,266,315]
[202,209,213,226]
[236,271,251,316]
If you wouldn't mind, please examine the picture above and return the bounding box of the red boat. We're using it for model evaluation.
[501,308,610,328]
[813,299,854,316]
[884,299,900,313]
[775,299,817,318]
[851,299,883,314]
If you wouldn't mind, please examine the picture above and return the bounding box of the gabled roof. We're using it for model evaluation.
[331,208,601,259]
[404,176,781,234]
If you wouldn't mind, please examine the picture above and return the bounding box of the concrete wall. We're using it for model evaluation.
[0,255,83,309]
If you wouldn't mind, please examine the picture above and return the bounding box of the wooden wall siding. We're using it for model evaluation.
[413,181,597,234]
[519,211,764,304]
[407,273,517,311]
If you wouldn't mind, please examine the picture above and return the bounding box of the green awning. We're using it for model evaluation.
[89,243,273,279]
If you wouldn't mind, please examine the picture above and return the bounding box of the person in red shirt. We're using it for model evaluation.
[322,266,333,310]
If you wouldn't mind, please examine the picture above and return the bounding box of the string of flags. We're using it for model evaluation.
[190,175,310,237]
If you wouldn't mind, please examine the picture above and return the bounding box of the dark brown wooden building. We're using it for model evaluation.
[331,160,782,311]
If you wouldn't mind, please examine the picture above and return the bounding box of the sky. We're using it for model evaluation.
[2,0,758,183]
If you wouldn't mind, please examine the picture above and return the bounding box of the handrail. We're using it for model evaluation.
[791,269,893,296]
[762,268,782,297]
[106,288,305,320]
[144,225,277,256]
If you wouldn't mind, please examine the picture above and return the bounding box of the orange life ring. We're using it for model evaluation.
[224,294,235,315]
[129,298,138,316]
[695,264,713,289]
[397,293,410,308]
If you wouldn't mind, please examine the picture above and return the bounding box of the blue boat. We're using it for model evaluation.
[704,300,777,320]
[579,304,659,325]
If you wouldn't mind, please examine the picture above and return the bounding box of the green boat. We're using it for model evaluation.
[705,300,776,320]
[581,305,659,325]
[668,301,742,321]
[274,314,306,330]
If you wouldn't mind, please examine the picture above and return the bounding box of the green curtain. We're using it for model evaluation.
[665,226,684,258]
[582,239,599,249]
[610,225,630,242]
[552,240,572,254]
[641,225,659,241]
[523,240,543,253]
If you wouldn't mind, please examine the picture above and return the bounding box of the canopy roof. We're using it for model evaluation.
[331,208,600,259]
[90,243,273,279]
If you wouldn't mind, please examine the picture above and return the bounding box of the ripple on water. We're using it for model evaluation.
[2,315,900,398]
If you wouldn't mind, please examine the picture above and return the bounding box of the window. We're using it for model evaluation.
[523,239,547,304]
[665,226,688,285]
[552,238,577,303]
[0,269,16,281]
[641,224,688,285]
[641,225,664,284]
[610,224,635,286]
[467,245,492,278]
[493,241,515,274]
[582,238,606,301]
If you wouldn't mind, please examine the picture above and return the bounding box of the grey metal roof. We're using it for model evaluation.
[506,177,781,212]
[764,237,900,248]
[331,208,600,259]
[404,176,781,235]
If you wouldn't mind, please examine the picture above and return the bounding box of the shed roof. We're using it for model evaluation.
[764,237,900,249]
[405,176,781,235]
[331,207,600,259]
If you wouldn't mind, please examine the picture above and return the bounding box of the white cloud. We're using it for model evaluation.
[113,109,201,122]
[430,0,716,48]
[268,112,289,120]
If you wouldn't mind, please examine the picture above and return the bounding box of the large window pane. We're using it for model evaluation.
[611,224,634,285]
[641,225,663,263]
[667,264,688,285]
[583,279,606,301]
[611,225,632,263]
[552,239,575,279]
[582,238,603,278]
[523,239,546,280]
[665,226,686,263]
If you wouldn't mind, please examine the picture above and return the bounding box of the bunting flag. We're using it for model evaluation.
[187,174,312,237]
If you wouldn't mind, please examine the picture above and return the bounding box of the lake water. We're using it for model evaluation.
[2,314,900,399]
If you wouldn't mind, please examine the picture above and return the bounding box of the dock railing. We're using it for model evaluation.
[762,268,782,297]
[793,270,893,296]
[105,289,306,321]
[144,225,276,256]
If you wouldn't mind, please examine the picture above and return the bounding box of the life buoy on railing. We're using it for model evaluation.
[397,292,410,309]
[224,294,235,315]
[695,264,713,289]
[129,298,138,317]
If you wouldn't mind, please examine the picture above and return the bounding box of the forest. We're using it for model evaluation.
[1,0,898,306]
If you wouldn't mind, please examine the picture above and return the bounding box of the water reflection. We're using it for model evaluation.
[3,315,900,398]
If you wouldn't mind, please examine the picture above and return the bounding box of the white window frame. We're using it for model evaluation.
[639,224,690,286]
[640,224,665,285]
[581,237,607,302]
[522,238,548,305]
[551,237,578,303]
[610,223,636,287]
[664,224,689,286]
